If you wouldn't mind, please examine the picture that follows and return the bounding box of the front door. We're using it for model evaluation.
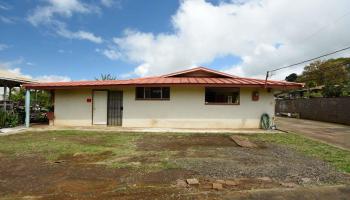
[93,91,108,125]
[108,91,123,126]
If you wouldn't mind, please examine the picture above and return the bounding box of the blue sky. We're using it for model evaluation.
[1,0,350,82]
[0,0,184,81]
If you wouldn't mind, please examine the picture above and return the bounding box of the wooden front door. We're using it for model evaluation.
[107,91,123,126]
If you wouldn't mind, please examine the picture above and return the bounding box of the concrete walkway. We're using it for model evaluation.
[27,125,280,134]
[0,126,27,136]
[0,124,281,136]
[276,117,350,150]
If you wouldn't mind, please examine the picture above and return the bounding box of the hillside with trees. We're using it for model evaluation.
[285,58,350,97]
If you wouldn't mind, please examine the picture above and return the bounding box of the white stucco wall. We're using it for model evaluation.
[54,89,92,126]
[123,86,275,128]
[53,86,275,128]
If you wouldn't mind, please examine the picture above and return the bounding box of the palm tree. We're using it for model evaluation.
[95,74,117,80]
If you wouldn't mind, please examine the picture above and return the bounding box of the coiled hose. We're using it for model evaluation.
[260,113,271,130]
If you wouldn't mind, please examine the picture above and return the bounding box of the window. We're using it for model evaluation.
[205,87,240,105]
[135,87,170,100]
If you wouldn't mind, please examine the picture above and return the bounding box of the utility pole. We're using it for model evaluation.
[264,71,269,88]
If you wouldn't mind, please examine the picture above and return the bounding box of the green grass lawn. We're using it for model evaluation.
[0,130,349,173]
[0,131,140,160]
[247,132,350,173]
[0,131,177,171]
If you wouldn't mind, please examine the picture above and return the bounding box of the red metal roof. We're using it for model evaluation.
[162,66,238,78]
[24,67,304,89]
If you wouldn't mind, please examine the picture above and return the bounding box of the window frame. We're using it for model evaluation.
[204,87,240,105]
[135,87,170,100]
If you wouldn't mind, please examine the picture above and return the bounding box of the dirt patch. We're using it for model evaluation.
[55,179,118,193]
[137,135,237,151]
[57,151,114,163]
[126,168,198,185]
[0,155,197,199]
[0,155,129,198]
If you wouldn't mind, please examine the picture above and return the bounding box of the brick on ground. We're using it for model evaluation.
[176,179,187,187]
[225,180,238,186]
[212,183,223,190]
[230,135,258,148]
[186,178,199,185]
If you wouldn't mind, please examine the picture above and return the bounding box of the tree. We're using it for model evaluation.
[95,74,117,80]
[9,88,52,108]
[298,58,350,85]
[285,73,298,82]
[322,84,343,97]
[297,58,350,95]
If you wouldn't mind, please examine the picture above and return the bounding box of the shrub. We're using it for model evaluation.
[0,110,6,128]
[0,110,20,128]
[6,113,19,127]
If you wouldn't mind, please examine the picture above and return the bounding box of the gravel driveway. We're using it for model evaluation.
[139,135,349,185]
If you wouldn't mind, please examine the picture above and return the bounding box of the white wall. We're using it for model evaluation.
[53,86,275,128]
[123,86,275,128]
[54,89,92,126]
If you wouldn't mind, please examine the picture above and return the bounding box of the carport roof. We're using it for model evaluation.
[24,67,304,89]
[0,69,36,87]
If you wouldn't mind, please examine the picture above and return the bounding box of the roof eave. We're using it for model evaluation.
[24,83,303,90]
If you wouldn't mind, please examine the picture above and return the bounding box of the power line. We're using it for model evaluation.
[270,46,350,72]
[264,45,350,86]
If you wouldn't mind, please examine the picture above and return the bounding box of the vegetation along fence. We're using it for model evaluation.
[275,97,350,125]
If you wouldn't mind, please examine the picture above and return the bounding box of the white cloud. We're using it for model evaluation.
[6,68,32,80]
[35,75,71,82]
[96,47,121,60]
[75,31,102,43]
[56,25,103,43]
[27,0,102,43]
[101,0,115,7]
[113,0,350,80]
[28,0,96,26]
[0,2,11,10]
[0,58,24,69]
[0,59,71,83]
[0,16,15,24]
[103,49,120,60]
[0,44,9,51]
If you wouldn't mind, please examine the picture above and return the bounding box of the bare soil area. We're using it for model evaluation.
[0,131,349,199]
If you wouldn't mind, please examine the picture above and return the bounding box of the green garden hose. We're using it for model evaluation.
[260,113,271,130]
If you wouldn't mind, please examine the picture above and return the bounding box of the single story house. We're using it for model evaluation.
[24,67,303,128]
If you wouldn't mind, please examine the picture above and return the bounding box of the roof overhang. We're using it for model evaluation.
[24,82,303,90]
[0,77,36,87]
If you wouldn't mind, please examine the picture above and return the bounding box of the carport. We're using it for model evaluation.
[0,70,35,127]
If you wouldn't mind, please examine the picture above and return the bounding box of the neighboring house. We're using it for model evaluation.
[24,67,302,128]
[275,85,324,99]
